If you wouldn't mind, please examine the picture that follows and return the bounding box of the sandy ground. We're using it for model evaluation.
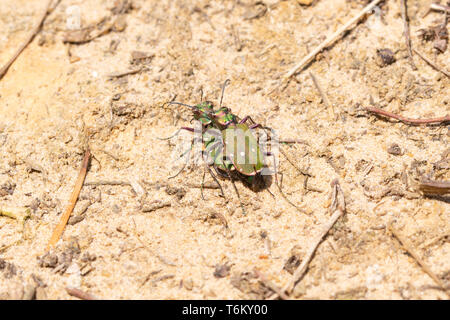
[0,0,448,300]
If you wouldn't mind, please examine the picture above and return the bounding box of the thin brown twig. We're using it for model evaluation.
[279,148,312,177]
[254,268,289,300]
[0,0,54,80]
[412,48,450,78]
[63,18,115,44]
[268,180,346,300]
[430,3,450,13]
[309,71,335,120]
[401,0,417,70]
[278,0,383,84]
[365,106,450,125]
[66,287,99,300]
[419,179,450,195]
[389,224,450,298]
[186,182,220,189]
[131,218,177,266]
[84,180,130,186]
[107,67,143,79]
[283,180,345,294]
[46,149,90,251]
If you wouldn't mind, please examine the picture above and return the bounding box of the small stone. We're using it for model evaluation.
[284,245,303,274]
[113,15,127,32]
[434,38,447,53]
[183,279,194,290]
[66,263,82,288]
[297,0,314,5]
[165,186,186,200]
[1,260,17,278]
[112,204,121,214]
[81,252,97,262]
[68,214,85,225]
[376,49,396,66]
[0,181,16,196]
[39,253,58,268]
[387,143,402,156]
[272,210,282,218]
[213,263,231,278]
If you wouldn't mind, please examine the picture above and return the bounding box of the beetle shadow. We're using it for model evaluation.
[238,173,274,194]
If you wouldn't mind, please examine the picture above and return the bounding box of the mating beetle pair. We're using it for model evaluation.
[163,80,301,214]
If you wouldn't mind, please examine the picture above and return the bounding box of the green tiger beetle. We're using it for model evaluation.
[162,80,306,215]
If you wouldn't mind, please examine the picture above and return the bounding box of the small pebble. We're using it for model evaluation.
[376,48,396,66]
[39,253,58,268]
[213,263,231,278]
[183,279,194,291]
[387,143,402,156]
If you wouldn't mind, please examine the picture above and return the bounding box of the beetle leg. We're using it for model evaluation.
[239,116,250,124]
[279,171,284,190]
[168,139,193,179]
[207,165,225,197]
[261,175,275,198]
[239,116,273,132]
[223,158,246,215]
[213,166,228,178]
[200,169,206,200]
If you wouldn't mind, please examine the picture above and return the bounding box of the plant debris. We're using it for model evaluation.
[418,20,449,53]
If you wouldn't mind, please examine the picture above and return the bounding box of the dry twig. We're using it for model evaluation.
[85,180,130,186]
[131,219,177,266]
[419,179,450,195]
[279,0,383,84]
[186,182,220,189]
[430,3,450,13]
[309,71,335,120]
[365,106,450,125]
[0,0,54,80]
[413,49,450,78]
[284,179,346,294]
[269,180,346,299]
[66,287,99,300]
[389,224,450,298]
[254,268,289,300]
[401,0,417,70]
[107,67,143,79]
[279,148,312,177]
[46,149,90,251]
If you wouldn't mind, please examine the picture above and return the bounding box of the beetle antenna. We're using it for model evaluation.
[168,101,196,110]
[219,79,231,108]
